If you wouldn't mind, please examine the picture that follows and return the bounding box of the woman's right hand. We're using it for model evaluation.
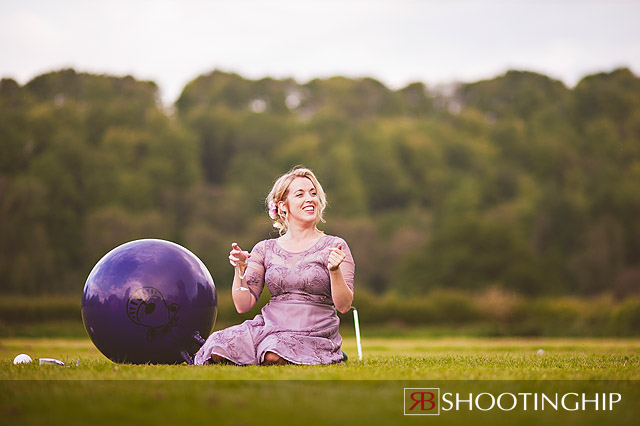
[229,242,251,268]
[230,242,254,313]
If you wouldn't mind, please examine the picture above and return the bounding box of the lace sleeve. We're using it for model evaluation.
[244,240,266,302]
[335,237,355,293]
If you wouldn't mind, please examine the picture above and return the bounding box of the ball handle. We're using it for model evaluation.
[180,350,194,365]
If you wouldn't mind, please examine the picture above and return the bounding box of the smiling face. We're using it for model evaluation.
[279,177,319,227]
[267,167,328,235]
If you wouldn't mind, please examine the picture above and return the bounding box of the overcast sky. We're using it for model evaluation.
[2,0,639,104]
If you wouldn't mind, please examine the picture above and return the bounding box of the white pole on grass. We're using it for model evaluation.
[352,307,362,360]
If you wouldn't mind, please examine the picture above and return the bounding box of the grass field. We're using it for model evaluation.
[1,333,639,425]
[1,335,639,380]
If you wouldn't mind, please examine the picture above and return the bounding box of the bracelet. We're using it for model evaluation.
[234,287,249,292]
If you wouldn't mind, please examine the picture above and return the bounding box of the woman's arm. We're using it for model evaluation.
[328,244,354,314]
[231,267,256,314]
[229,242,264,314]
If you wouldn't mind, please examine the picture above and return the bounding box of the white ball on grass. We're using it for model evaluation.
[13,353,33,364]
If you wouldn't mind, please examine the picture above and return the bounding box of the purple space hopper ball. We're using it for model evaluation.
[81,239,217,364]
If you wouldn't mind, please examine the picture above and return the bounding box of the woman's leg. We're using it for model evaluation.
[262,351,290,366]
[205,354,232,365]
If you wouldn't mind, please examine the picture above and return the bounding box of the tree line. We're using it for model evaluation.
[1,67,639,297]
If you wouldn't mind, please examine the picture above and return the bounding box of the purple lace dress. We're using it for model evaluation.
[194,234,355,365]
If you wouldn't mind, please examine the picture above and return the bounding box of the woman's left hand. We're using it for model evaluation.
[327,244,346,271]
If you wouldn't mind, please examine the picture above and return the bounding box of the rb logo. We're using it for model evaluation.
[404,388,440,415]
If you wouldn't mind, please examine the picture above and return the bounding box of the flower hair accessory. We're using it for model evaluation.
[268,200,278,220]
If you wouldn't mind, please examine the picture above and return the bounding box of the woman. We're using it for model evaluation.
[194,167,355,366]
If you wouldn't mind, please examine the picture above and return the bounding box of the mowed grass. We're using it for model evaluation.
[1,335,639,380]
[1,335,639,426]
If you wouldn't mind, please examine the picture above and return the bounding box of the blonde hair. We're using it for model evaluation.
[266,166,327,235]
